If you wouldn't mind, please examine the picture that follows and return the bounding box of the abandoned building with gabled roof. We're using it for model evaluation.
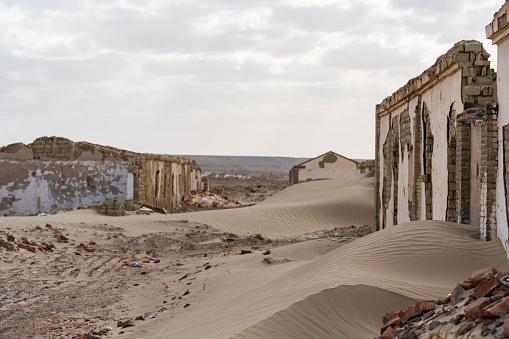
[289,151,360,184]
[375,40,497,236]
[0,136,194,215]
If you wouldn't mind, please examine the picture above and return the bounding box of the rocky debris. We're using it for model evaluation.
[310,224,376,239]
[378,267,509,338]
[191,189,242,209]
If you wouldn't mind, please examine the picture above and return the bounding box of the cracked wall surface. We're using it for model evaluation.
[0,137,191,215]
[487,2,509,256]
[375,40,496,233]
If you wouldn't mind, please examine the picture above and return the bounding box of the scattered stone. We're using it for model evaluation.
[475,276,500,298]
[421,310,435,320]
[263,250,271,255]
[484,296,509,318]
[399,329,417,339]
[451,284,466,305]
[429,321,440,331]
[117,320,134,328]
[457,322,470,335]
[464,267,499,287]
[264,257,274,264]
[380,326,398,339]
[465,297,492,321]
[240,250,253,254]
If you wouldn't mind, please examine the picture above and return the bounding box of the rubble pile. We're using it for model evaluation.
[379,267,509,338]
[191,189,242,208]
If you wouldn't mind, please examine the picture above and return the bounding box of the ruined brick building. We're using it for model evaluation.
[375,40,497,235]
[0,137,194,215]
[375,1,509,259]
[487,1,509,255]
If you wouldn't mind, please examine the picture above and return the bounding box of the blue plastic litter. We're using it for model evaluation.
[132,262,138,267]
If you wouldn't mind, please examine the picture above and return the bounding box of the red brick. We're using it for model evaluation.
[464,267,499,287]
[465,297,492,321]
[493,289,506,297]
[380,326,398,339]
[385,310,405,323]
[474,276,500,298]
[484,296,509,318]
[380,317,404,334]
[504,318,509,338]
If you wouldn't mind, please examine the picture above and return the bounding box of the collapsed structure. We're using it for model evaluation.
[0,137,194,215]
[375,1,509,258]
[375,40,497,236]
[487,1,509,255]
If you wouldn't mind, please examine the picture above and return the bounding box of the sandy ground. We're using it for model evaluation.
[0,174,508,339]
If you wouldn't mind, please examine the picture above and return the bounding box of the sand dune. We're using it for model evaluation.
[136,220,508,339]
[2,175,508,338]
[235,285,418,338]
[166,174,375,238]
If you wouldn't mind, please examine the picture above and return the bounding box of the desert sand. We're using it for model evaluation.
[0,174,508,338]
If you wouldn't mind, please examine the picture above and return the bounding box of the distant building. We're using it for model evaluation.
[0,136,192,215]
[358,160,375,174]
[289,151,359,184]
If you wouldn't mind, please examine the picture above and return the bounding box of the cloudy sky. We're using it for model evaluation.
[0,0,503,158]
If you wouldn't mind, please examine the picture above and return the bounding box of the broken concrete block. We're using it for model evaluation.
[484,297,509,318]
[465,297,492,321]
[474,276,500,298]
[464,267,498,287]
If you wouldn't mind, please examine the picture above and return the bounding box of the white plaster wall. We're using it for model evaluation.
[392,104,411,225]
[496,39,509,254]
[190,169,202,190]
[172,162,184,208]
[127,173,134,200]
[297,155,358,182]
[0,160,129,215]
[399,153,411,224]
[420,71,463,221]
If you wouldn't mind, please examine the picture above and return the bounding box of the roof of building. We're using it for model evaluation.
[291,151,359,169]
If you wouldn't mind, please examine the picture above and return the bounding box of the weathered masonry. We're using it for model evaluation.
[487,1,509,255]
[375,41,497,235]
[289,151,360,184]
[0,137,192,215]
[190,160,203,191]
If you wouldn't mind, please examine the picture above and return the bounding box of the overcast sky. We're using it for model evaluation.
[0,0,503,158]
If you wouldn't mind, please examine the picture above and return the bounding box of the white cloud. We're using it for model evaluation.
[0,0,504,158]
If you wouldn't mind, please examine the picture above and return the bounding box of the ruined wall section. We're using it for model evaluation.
[391,115,400,225]
[0,137,192,215]
[0,137,133,215]
[487,3,509,254]
[190,161,203,191]
[375,40,496,231]
[480,104,498,240]
[132,155,190,213]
